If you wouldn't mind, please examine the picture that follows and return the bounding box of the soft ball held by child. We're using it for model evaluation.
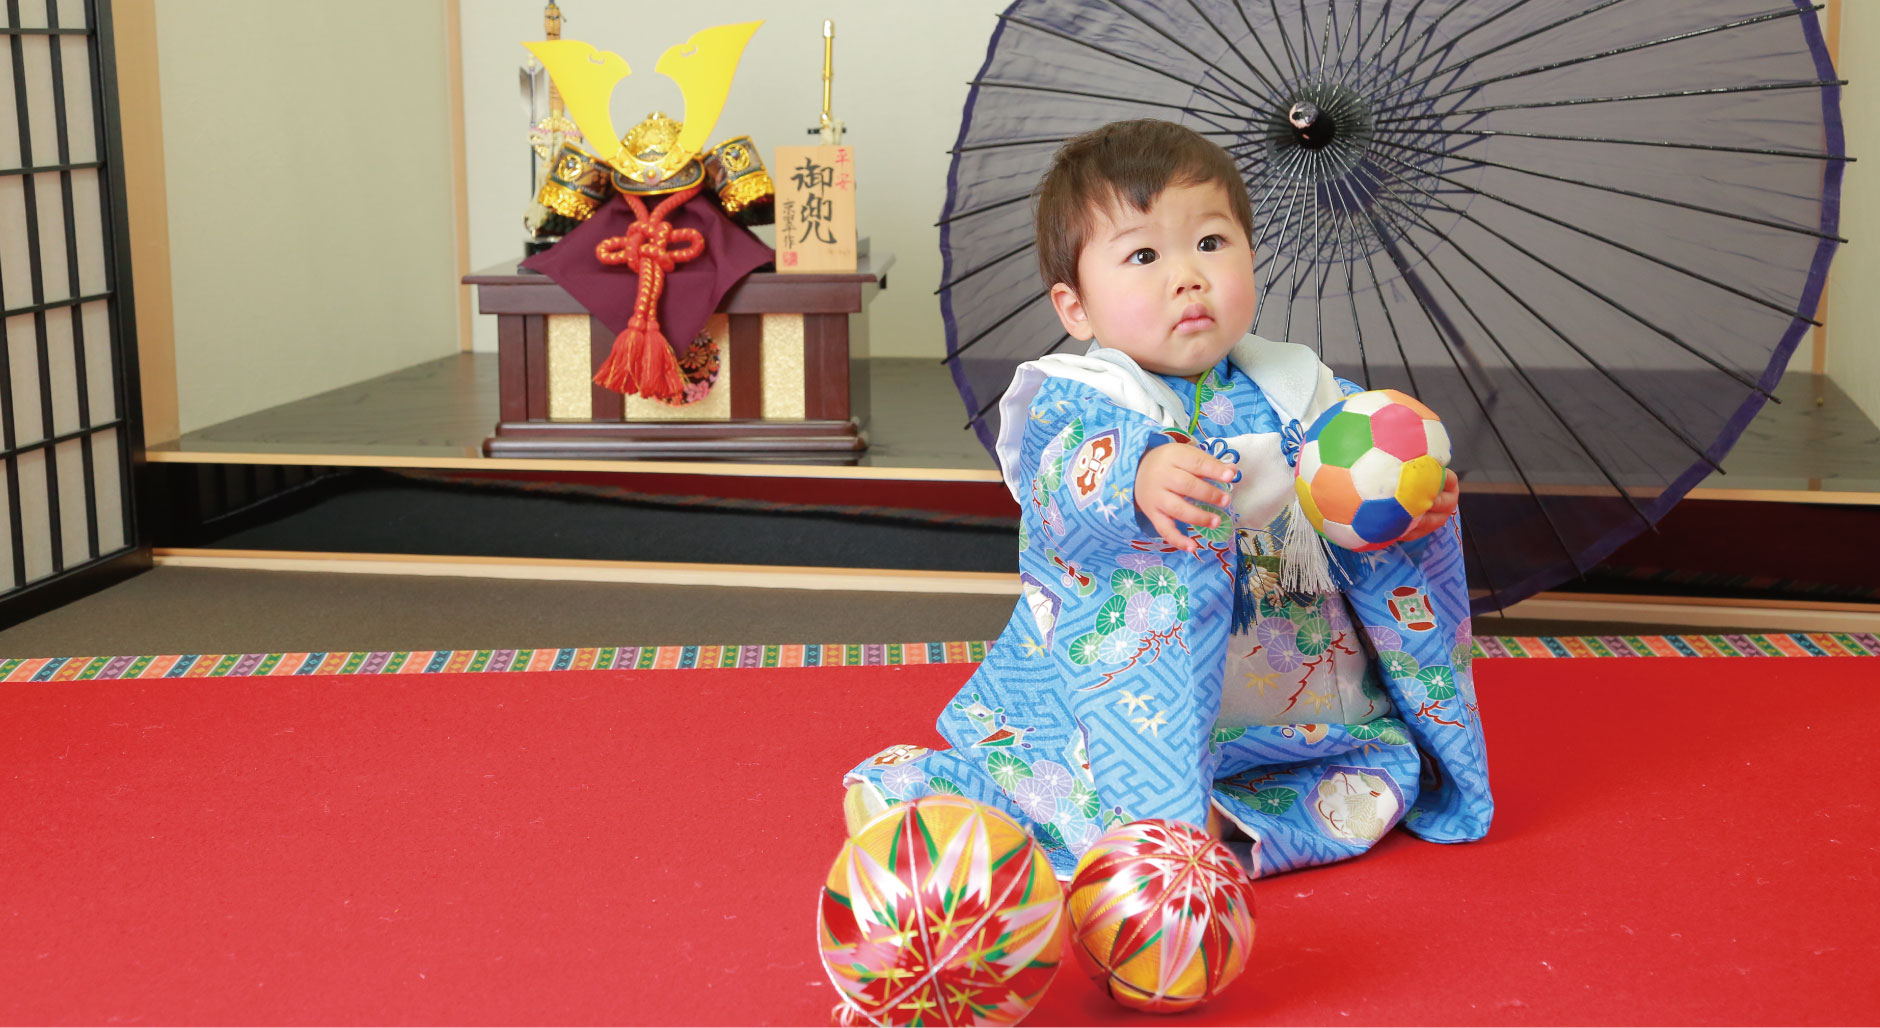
[1295,389,1452,551]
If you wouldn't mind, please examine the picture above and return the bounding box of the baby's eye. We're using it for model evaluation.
[1198,234,1228,252]
[1127,247,1158,265]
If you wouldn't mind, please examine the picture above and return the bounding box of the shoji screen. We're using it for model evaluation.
[0,0,137,601]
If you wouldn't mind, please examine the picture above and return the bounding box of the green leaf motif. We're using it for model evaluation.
[1452,641,1475,670]
[1094,595,1129,636]
[1068,632,1105,666]
[1110,568,1143,597]
[1256,590,1291,621]
[1378,649,1420,679]
[1143,566,1179,597]
[1349,720,1410,746]
[1251,787,1298,815]
[1190,502,1231,545]
[1210,726,1247,744]
[1416,665,1457,701]
[1033,821,1068,849]
[1222,783,1297,816]
[1017,520,1030,553]
[985,751,1033,790]
[926,776,964,795]
[1038,420,1084,494]
[1296,616,1332,656]
[1039,463,1063,495]
[1071,780,1101,819]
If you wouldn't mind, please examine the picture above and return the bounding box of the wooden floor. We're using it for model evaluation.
[150,355,998,478]
[147,354,1880,498]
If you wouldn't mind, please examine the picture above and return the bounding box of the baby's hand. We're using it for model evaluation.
[1135,442,1240,552]
[1399,470,1461,543]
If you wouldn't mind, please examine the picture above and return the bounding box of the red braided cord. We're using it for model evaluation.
[591,184,707,399]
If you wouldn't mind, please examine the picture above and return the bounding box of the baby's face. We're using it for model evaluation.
[1050,181,1256,380]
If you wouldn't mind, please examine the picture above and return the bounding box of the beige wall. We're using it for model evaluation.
[155,0,462,434]
[458,0,1008,357]
[1826,2,1879,423]
[112,0,176,444]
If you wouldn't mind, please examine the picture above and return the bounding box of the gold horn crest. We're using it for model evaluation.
[523,23,763,199]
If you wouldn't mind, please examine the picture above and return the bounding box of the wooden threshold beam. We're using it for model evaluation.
[154,549,1880,632]
[153,549,1021,595]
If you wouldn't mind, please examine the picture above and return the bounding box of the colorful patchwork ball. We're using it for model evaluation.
[1066,819,1257,1013]
[1295,388,1451,551]
[819,795,1068,1026]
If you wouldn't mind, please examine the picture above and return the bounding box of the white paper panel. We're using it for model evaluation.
[70,167,103,294]
[15,448,51,584]
[0,43,19,169]
[54,0,86,31]
[6,313,43,446]
[0,177,30,309]
[10,1,48,32]
[54,437,87,567]
[18,36,57,165]
[90,425,121,554]
[43,305,77,434]
[57,35,93,164]
[33,171,69,303]
[79,299,110,421]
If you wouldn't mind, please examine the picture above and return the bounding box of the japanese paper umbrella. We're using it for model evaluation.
[937,0,1847,613]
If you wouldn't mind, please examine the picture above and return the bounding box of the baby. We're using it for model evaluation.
[846,119,1490,878]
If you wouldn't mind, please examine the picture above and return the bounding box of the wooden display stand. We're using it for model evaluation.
[464,254,885,458]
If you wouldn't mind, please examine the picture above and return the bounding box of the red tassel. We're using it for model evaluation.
[593,320,685,400]
[593,330,634,394]
[593,186,706,402]
[633,325,686,398]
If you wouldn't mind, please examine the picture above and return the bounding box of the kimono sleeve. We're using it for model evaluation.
[1321,372,1490,841]
[1337,516,1493,843]
[1016,376,1183,559]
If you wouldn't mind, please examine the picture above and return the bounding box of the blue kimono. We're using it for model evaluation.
[846,337,1491,878]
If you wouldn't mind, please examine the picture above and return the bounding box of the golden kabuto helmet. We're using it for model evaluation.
[523,23,774,212]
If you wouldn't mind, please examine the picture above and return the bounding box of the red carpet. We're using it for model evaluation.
[3,657,1874,1025]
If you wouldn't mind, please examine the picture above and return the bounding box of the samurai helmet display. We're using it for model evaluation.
[523,23,775,212]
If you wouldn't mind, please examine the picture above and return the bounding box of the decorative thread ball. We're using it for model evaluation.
[1295,388,1450,551]
[818,794,1068,1026]
[1066,819,1257,1013]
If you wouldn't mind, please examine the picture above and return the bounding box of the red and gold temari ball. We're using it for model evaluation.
[1067,819,1256,1014]
[818,794,1068,1026]
[1295,388,1451,551]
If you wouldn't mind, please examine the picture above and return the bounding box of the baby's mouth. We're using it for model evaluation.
[1174,303,1214,333]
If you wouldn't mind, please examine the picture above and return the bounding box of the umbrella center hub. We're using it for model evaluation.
[1288,101,1337,150]
[1271,84,1375,179]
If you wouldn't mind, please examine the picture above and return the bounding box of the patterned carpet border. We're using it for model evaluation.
[2,633,1877,681]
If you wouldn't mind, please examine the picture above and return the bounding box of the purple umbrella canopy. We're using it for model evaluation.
[938,0,1848,613]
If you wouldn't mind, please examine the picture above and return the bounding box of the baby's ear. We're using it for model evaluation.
[1050,282,1095,341]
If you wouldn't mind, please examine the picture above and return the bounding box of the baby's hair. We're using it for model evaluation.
[1033,119,1255,293]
